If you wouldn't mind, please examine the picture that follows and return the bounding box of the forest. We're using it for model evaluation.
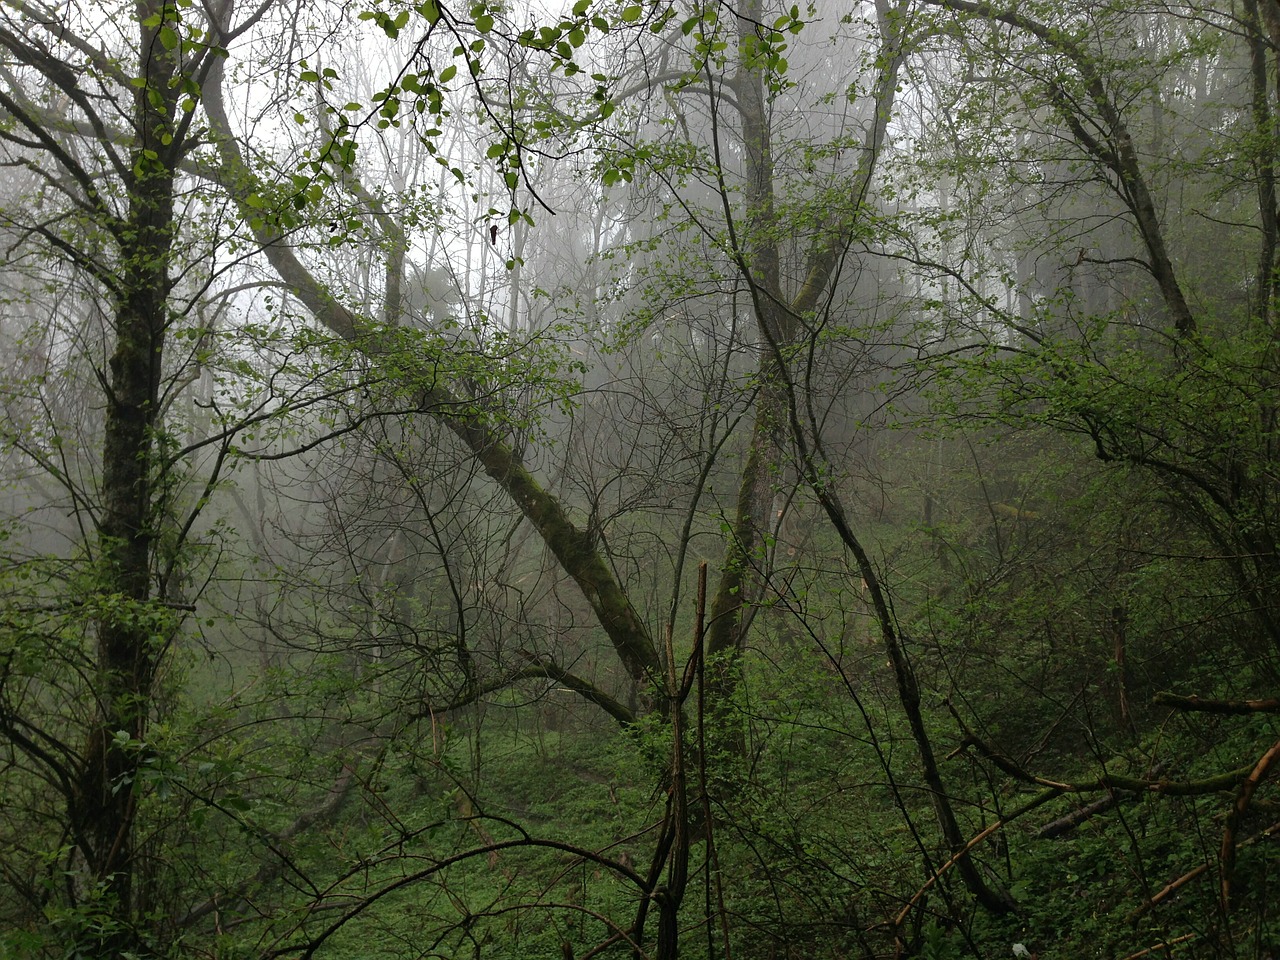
[1,0,1278,957]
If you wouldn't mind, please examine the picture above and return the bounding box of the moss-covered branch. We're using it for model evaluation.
[1154,692,1280,714]
[958,726,1256,797]
[203,63,660,697]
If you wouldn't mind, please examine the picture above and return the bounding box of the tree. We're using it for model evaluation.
[0,0,691,952]
[0,0,456,952]
[0,1,243,951]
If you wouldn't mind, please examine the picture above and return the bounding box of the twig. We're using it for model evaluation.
[1115,932,1196,960]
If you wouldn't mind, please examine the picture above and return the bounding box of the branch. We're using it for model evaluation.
[958,726,1256,796]
[1035,792,1124,840]
[0,20,129,180]
[1036,763,1167,838]
[0,81,123,247]
[894,787,1058,931]
[525,659,638,726]
[1116,934,1197,960]
[201,61,660,693]
[412,660,637,727]
[1220,737,1280,910]
[1154,692,1280,714]
[790,0,907,317]
[1130,819,1280,920]
[175,761,362,928]
[269,828,648,960]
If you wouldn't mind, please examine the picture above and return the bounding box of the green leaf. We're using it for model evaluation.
[475,12,494,31]
[620,4,642,21]
[439,63,457,83]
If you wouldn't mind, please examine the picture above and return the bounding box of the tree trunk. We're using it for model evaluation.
[74,6,180,952]
[703,0,794,728]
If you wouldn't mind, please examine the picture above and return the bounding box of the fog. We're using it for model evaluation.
[1,0,1277,957]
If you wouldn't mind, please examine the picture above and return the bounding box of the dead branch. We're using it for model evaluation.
[1116,933,1197,960]
[1153,692,1280,714]
[1220,738,1280,910]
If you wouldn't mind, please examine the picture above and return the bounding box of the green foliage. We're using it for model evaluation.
[7,0,1280,956]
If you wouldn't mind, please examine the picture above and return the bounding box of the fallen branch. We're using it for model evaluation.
[894,788,1058,930]
[1129,819,1280,920]
[1036,764,1166,839]
[956,723,1251,797]
[176,760,362,928]
[1116,932,1196,960]
[1036,792,1120,839]
[1220,738,1280,910]
[1154,693,1280,714]
[412,660,638,727]
[1128,863,1210,920]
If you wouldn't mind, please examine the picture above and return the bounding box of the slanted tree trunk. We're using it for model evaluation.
[202,55,665,706]
[702,0,1012,914]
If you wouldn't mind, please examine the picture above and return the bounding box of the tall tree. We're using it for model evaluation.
[0,1,230,950]
[0,1,402,952]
